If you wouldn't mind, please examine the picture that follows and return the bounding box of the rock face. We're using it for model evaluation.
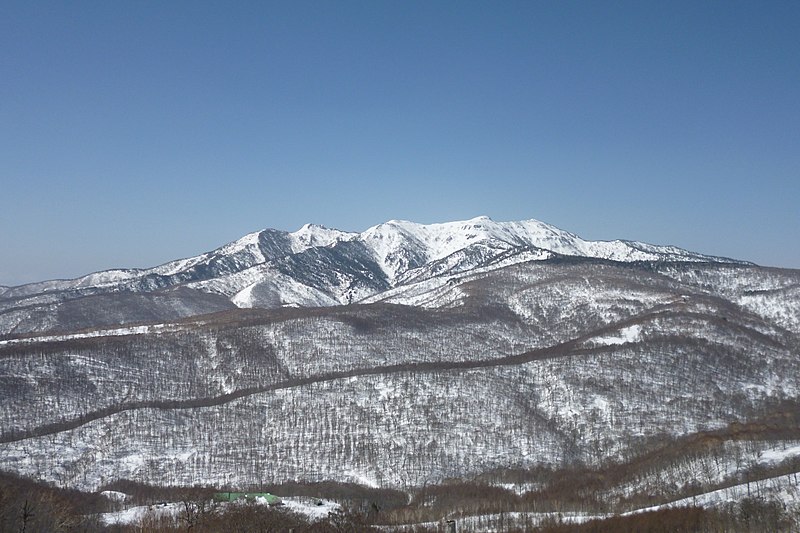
[1,217,797,494]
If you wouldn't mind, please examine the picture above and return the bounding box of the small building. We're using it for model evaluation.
[213,491,282,505]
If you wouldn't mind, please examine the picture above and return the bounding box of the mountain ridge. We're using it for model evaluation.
[0,216,753,337]
[1,216,747,293]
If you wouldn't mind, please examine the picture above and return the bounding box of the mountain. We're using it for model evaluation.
[1,216,798,527]
[0,216,745,336]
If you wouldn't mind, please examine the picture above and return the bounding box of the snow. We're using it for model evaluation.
[189,263,273,297]
[289,223,356,253]
[215,231,264,259]
[381,511,607,531]
[628,471,800,514]
[497,482,543,495]
[231,281,258,308]
[592,325,642,346]
[99,502,183,526]
[362,217,558,273]
[281,497,341,520]
[229,270,339,308]
[1,216,745,322]
[0,323,175,347]
[100,490,128,502]
[364,247,552,308]
[344,469,380,488]
[759,444,800,466]
[365,216,723,266]
[97,496,340,527]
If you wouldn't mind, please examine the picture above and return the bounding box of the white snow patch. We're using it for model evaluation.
[231,282,257,308]
[628,471,800,514]
[289,224,356,253]
[99,502,183,526]
[100,490,128,502]
[0,323,178,347]
[759,444,800,466]
[592,325,642,346]
[280,497,341,520]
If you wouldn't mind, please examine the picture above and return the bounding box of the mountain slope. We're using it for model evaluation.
[0,256,797,490]
[0,215,797,527]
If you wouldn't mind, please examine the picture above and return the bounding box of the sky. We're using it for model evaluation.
[1,1,799,285]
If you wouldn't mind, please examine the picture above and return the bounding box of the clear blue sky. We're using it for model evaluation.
[2,1,799,285]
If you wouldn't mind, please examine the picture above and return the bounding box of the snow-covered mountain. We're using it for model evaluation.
[0,215,798,522]
[1,257,798,494]
[0,216,745,336]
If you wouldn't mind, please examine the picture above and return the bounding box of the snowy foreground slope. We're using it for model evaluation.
[0,217,798,520]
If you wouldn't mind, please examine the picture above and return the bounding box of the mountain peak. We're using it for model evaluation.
[0,216,747,316]
[298,222,328,231]
[289,223,355,252]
